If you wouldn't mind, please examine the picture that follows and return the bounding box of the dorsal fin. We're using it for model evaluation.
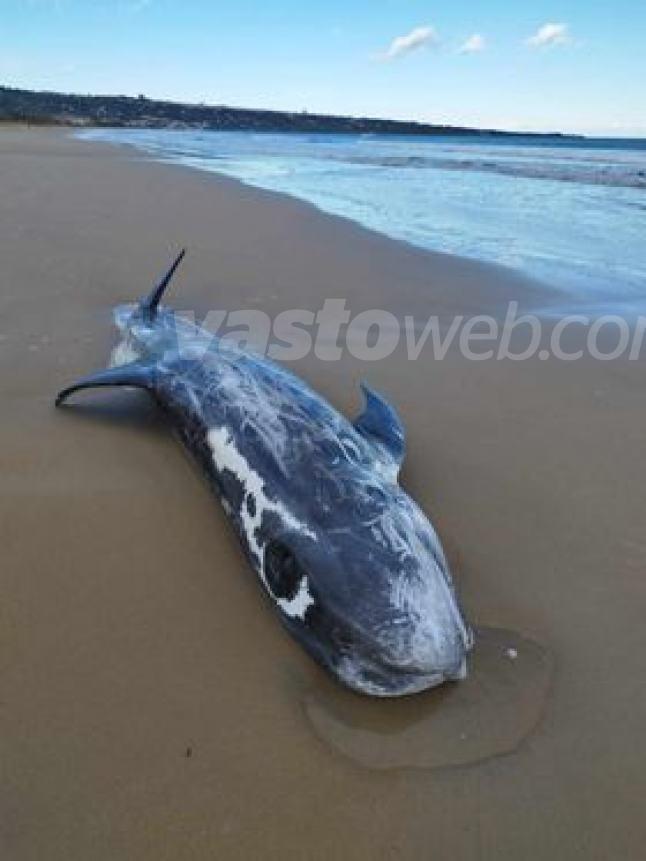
[140,248,186,321]
[353,383,405,477]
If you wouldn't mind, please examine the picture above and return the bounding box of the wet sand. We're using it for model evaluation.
[1,128,645,860]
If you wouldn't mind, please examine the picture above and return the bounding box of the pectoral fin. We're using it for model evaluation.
[354,383,405,476]
[55,361,156,406]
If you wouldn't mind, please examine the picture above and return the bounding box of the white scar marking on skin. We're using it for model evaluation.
[371,499,472,670]
[206,425,316,620]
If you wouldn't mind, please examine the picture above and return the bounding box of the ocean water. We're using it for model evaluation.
[81,128,646,307]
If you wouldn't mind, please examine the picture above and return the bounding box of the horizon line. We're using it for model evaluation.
[3,82,646,140]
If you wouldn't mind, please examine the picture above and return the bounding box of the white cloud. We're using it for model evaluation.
[526,22,571,48]
[381,26,438,61]
[458,34,486,54]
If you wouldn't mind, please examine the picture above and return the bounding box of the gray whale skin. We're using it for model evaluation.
[56,251,473,697]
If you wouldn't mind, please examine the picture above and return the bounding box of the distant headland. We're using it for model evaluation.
[0,85,579,139]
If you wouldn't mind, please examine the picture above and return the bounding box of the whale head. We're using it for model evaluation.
[262,496,473,697]
[210,408,474,698]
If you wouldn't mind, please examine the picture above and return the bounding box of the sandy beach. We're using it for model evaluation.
[2,127,645,860]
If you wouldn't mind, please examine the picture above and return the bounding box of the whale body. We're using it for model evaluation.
[56,251,473,696]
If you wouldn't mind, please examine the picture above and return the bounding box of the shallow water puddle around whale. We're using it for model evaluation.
[304,627,553,770]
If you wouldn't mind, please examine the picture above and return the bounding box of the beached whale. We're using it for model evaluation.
[56,251,473,696]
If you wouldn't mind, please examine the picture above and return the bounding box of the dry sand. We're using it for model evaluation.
[1,128,645,860]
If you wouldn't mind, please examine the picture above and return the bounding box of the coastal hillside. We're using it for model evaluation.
[0,84,566,137]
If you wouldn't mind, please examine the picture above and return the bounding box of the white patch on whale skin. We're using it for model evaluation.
[110,306,141,367]
[110,336,140,368]
[372,456,399,484]
[206,425,316,620]
[284,575,316,619]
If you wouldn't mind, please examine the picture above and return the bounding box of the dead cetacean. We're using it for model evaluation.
[56,251,473,696]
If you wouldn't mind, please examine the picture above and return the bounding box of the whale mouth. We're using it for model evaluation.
[329,614,473,697]
[335,651,468,698]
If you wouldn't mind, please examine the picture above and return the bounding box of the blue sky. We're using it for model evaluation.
[2,0,645,135]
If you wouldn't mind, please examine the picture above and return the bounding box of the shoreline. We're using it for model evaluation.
[71,130,646,355]
[74,126,646,314]
[71,127,563,318]
[2,126,646,861]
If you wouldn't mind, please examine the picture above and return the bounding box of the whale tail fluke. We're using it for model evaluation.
[55,361,155,407]
[139,248,186,321]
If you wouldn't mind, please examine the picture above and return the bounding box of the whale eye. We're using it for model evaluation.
[264,541,304,601]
